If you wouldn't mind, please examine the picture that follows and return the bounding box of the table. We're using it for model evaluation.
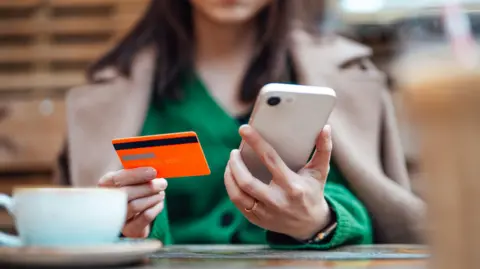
[2,244,429,269]
[130,245,429,269]
[136,259,426,269]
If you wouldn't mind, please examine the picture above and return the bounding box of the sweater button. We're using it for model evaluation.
[221,212,234,227]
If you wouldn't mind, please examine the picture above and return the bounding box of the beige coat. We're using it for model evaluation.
[58,31,425,244]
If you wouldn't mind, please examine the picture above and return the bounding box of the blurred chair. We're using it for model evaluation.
[0,0,149,232]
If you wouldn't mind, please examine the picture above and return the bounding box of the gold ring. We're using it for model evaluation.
[245,200,258,212]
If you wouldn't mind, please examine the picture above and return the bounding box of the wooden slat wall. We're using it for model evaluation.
[0,0,149,94]
[0,0,149,231]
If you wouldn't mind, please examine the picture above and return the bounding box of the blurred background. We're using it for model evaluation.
[0,0,476,232]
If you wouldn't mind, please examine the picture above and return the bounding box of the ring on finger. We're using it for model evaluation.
[245,199,258,213]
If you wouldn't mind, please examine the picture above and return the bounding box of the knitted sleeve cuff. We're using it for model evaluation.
[266,194,359,250]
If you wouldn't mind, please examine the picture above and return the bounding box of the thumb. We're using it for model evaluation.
[302,125,332,181]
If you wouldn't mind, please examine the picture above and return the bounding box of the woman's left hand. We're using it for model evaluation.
[224,124,333,241]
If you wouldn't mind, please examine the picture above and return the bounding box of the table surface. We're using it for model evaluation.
[2,244,430,269]
[135,260,427,269]
[129,244,429,269]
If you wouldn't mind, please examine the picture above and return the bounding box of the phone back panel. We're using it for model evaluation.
[240,83,336,184]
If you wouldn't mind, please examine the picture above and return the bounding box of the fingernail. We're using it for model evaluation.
[323,125,331,136]
[239,125,251,135]
[160,178,168,189]
[145,168,157,178]
[152,179,167,191]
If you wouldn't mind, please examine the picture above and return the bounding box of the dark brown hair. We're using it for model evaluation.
[87,0,324,103]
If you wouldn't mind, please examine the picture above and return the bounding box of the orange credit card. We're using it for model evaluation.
[112,131,210,179]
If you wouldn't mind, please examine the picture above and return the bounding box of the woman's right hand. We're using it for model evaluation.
[97,167,167,238]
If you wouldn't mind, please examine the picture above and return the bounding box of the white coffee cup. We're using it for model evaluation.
[0,187,127,247]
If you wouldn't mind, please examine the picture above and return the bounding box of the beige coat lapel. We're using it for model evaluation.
[291,31,423,243]
[66,49,155,187]
[291,31,390,182]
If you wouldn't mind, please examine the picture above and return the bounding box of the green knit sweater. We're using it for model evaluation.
[143,75,373,249]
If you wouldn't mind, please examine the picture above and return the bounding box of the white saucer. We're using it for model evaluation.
[0,238,162,267]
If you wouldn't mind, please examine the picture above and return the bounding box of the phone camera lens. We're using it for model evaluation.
[267,96,281,106]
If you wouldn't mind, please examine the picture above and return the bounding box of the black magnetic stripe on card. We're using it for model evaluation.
[113,136,198,150]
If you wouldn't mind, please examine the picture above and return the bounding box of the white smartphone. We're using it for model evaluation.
[239,83,336,184]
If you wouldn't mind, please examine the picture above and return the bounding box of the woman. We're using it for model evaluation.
[57,0,425,248]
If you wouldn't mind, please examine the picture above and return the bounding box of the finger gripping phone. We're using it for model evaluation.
[239,83,336,184]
